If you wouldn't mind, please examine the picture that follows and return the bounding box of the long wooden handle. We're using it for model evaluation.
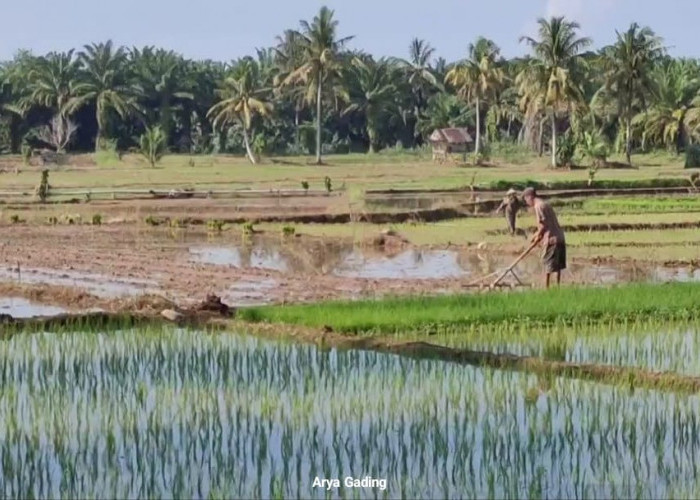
[490,241,538,287]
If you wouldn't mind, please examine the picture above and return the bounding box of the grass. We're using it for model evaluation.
[239,282,700,334]
[0,150,690,194]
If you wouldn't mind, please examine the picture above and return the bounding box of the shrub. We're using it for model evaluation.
[685,145,700,168]
[556,131,577,167]
[139,127,167,168]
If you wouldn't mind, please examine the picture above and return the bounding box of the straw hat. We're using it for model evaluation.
[506,188,517,196]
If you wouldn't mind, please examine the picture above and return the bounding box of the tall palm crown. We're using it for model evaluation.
[342,57,397,153]
[519,16,591,166]
[632,59,700,152]
[25,50,82,116]
[395,38,440,143]
[207,58,273,164]
[69,41,142,150]
[599,23,664,163]
[284,6,353,164]
[129,47,194,144]
[445,37,504,160]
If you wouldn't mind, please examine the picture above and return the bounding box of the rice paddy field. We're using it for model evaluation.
[4,152,700,499]
[4,325,700,499]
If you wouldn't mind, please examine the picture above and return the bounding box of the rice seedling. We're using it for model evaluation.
[207,219,225,233]
[91,214,103,226]
[239,282,700,335]
[282,225,296,237]
[1,324,699,498]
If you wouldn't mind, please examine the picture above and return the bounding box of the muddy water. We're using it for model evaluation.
[0,267,158,298]
[188,239,645,285]
[0,297,66,318]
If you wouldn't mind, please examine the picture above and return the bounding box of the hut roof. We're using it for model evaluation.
[429,128,473,144]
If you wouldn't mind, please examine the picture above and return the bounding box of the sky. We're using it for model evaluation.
[1,0,699,62]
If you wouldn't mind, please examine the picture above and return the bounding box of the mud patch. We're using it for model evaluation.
[223,278,279,306]
[0,267,159,298]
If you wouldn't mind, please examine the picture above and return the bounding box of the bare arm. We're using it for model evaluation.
[495,200,507,214]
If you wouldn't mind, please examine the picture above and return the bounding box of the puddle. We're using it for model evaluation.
[0,268,158,298]
[333,249,468,280]
[190,247,287,272]
[223,278,279,306]
[0,298,66,318]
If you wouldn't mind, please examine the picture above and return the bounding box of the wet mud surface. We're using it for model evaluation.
[0,224,695,314]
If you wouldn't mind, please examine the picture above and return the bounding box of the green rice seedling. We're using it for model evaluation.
[9,214,22,224]
[47,216,58,225]
[281,225,295,237]
[301,181,309,194]
[169,218,185,228]
[243,222,256,235]
[207,219,225,233]
[144,215,159,226]
[324,176,332,193]
[91,214,103,226]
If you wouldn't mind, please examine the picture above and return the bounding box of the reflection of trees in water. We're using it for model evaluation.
[277,239,354,275]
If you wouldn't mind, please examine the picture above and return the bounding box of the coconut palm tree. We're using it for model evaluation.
[445,37,504,162]
[598,23,664,163]
[632,59,700,153]
[342,57,397,153]
[283,6,353,164]
[207,59,273,164]
[69,41,142,151]
[519,17,591,167]
[274,29,307,151]
[394,38,440,143]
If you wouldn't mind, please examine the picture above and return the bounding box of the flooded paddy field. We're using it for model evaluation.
[1,219,699,313]
[3,325,700,499]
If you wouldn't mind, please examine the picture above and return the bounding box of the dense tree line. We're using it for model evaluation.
[0,6,697,166]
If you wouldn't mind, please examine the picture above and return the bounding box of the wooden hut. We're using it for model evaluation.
[429,128,474,162]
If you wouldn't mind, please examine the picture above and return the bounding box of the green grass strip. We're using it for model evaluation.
[239,282,700,334]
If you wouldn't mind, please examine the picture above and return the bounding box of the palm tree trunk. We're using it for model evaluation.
[538,120,544,156]
[551,112,557,168]
[294,108,301,153]
[95,102,104,152]
[243,127,257,164]
[625,117,632,165]
[474,98,481,163]
[9,115,21,154]
[315,73,323,165]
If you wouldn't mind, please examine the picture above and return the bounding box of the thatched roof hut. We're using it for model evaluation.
[429,128,474,161]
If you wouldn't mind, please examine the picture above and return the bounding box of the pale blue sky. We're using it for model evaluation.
[2,0,698,62]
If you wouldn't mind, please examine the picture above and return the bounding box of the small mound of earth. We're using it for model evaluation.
[369,229,410,249]
[161,295,235,324]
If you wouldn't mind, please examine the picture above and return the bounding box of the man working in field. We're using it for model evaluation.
[522,187,566,288]
[495,188,523,235]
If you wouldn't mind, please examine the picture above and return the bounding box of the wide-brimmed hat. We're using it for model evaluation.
[506,188,517,196]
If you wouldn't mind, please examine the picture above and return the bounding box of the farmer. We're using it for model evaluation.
[495,188,523,235]
[522,187,566,288]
